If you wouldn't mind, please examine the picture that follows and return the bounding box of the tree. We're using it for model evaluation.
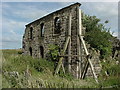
[82,13,113,59]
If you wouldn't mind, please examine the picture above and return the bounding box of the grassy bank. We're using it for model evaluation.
[1,49,120,88]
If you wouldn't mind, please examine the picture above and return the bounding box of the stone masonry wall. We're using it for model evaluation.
[22,3,80,76]
[22,3,101,78]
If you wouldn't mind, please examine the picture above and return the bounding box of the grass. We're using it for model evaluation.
[1,49,120,88]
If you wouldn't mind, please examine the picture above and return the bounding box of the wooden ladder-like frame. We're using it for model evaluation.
[54,10,99,84]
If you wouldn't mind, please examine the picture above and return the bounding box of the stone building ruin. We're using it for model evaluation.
[22,3,101,82]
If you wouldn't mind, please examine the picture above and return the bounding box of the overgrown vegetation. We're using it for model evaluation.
[99,60,119,87]
[2,49,120,88]
[81,13,120,88]
[2,49,99,88]
[82,14,113,59]
[47,44,60,61]
[2,12,120,88]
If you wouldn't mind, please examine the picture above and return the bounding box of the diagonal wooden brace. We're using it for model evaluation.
[81,60,89,79]
[54,36,70,75]
[79,35,99,83]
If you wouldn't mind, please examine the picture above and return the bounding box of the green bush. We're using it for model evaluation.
[108,64,120,76]
[101,59,120,76]
[101,76,120,88]
[47,44,60,61]
[33,60,43,72]
[99,59,120,88]
[17,50,23,54]
[59,72,74,81]
[82,13,113,59]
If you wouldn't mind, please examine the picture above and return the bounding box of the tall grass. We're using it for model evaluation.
[2,49,120,88]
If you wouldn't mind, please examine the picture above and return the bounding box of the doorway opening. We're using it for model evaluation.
[40,46,44,58]
[29,47,32,56]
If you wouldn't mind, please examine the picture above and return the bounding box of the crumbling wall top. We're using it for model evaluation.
[25,2,81,27]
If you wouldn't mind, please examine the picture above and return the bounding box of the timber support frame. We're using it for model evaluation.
[54,9,99,84]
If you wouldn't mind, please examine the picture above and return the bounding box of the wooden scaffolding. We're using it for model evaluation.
[54,9,99,83]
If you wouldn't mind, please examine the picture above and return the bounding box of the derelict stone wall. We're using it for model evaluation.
[22,4,79,59]
[22,3,101,78]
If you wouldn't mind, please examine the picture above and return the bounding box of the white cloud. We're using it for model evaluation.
[2,3,49,20]
[2,17,26,33]
[14,8,49,20]
[81,2,118,37]
[94,3,118,34]
[2,17,26,49]
[1,2,119,49]
[1,2,49,49]
[94,3,118,17]
[81,2,118,17]
[2,3,49,48]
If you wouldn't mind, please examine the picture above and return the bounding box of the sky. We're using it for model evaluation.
[0,1,119,49]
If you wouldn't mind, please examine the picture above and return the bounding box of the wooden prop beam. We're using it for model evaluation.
[79,36,89,55]
[61,63,65,74]
[79,35,99,83]
[68,13,72,73]
[81,60,89,79]
[78,9,82,79]
[54,36,70,75]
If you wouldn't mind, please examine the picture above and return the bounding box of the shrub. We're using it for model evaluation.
[33,60,43,72]
[82,13,113,59]
[47,44,60,61]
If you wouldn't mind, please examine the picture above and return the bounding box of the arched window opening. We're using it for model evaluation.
[40,46,44,58]
[54,17,61,34]
[30,27,33,39]
[29,47,32,56]
[40,23,44,37]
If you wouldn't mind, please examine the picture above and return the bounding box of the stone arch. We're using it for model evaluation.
[54,17,61,34]
[40,23,44,37]
[29,47,32,56]
[30,27,33,39]
[40,46,44,58]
